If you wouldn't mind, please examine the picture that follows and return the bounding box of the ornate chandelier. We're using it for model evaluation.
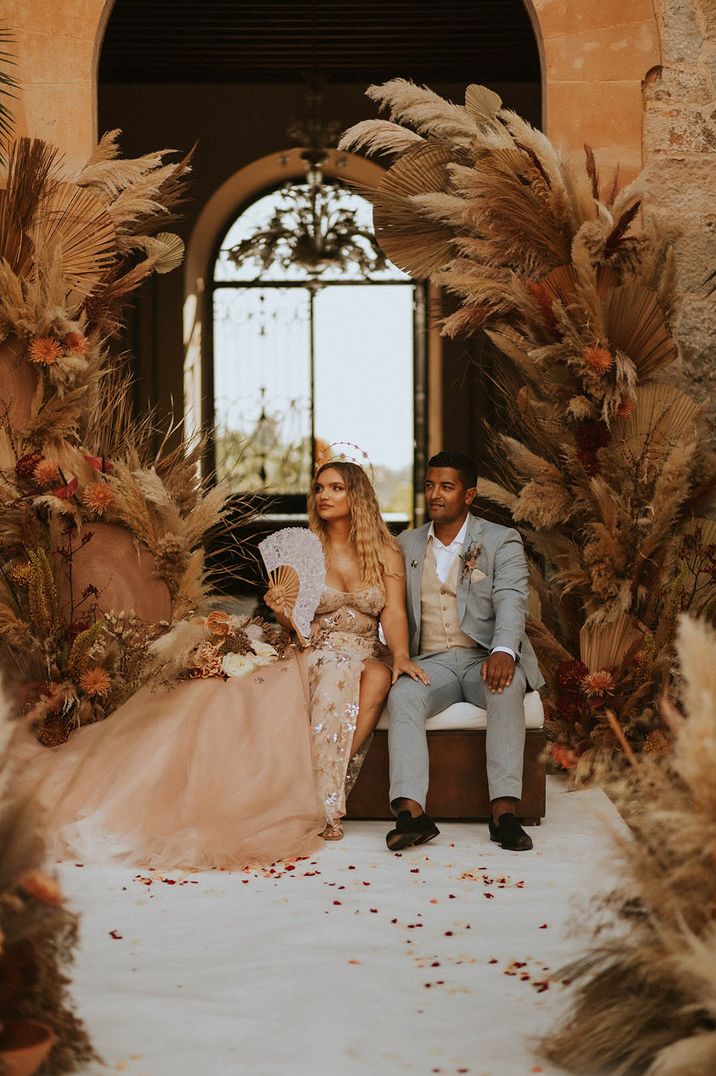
[227,87,387,278]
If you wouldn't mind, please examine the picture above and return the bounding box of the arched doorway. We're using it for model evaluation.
[208,179,419,522]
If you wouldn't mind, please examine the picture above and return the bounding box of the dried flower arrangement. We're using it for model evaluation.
[0,132,250,744]
[541,616,716,1075]
[341,81,716,775]
[0,684,98,1071]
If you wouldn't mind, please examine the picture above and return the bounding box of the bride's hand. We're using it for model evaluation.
[264,585,291,615]
[391,655,430,686]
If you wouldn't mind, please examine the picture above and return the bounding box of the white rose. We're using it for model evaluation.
[222,652,257,678]
[251,640,278,666]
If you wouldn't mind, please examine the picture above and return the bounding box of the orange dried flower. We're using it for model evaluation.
[28,336,62,365]
[79,667,111,698]
[583,345,613,374]
[82,482,114,515]
[551,743,579,770]
[17,869,63,906]
[63,331,88,355]
[616,398,635,418]
[580,669,615,697]
[33,458,61,487]
[206,610,231,636]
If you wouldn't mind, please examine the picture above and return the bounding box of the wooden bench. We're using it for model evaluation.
[346,692,546,824]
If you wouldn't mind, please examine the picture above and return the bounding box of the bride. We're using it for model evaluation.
[14,458,425,868]
[266,460,428,840]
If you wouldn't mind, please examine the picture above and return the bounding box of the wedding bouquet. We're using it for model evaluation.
[186,610,294,681]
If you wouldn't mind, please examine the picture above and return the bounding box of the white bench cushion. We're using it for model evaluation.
[376,691,544,732]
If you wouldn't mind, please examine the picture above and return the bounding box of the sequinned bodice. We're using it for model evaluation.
[311,585,383,650]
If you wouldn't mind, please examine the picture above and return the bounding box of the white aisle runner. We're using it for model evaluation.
[60,777,624,1076]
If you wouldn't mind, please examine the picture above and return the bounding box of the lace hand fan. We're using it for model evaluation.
[258,527,325,646]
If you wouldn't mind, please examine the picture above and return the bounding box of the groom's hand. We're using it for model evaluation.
[481,652,515,694]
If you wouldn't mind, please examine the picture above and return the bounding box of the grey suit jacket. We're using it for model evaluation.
[399,513,544,690]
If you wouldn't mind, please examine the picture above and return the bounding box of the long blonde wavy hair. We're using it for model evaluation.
[308,461,400,598]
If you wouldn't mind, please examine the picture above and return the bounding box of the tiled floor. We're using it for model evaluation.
[61,777,625,1076]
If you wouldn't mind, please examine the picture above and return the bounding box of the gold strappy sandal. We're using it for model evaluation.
[321,819,344,841]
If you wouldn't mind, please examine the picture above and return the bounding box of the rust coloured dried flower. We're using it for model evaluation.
[583,345,614,374]
[206,610,231,637]
[63,331,88,355]
[34,457,62,487]
[82,482,114,515]
[28,335,62,365]
[79,667,112,698]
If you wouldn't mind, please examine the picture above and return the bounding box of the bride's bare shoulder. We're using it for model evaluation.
[383,544,406,580]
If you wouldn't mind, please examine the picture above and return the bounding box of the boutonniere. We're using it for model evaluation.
[460,540,483,581]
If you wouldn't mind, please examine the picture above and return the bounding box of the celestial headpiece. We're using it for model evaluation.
[314,441,375,483]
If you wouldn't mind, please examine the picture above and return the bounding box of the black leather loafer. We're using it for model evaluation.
[386,810,440,851]
[488,812,533,851]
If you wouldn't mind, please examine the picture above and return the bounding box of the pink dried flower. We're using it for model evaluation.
[580,669,615,697]
[28,336,62,365]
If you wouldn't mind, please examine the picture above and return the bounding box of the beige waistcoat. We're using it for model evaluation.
[419,541,477,655]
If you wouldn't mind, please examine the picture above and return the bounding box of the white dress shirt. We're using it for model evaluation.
[427,519,516,661]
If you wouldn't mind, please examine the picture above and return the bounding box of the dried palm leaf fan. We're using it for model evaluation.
[580,613,642,672]
[266,564,301,618]
[539,263,618,310]
[603,283,678,377]
[612,383,701,463]
[371,143,457,278]
[146,231,185,274]
[33,181,116,305]
[0,138,61,277]
[0,188,33,277]
[464,84,502,125]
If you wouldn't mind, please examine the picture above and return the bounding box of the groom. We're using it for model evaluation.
[385,451,544,852]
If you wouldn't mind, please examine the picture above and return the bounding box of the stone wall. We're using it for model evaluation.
[644,0,716,416]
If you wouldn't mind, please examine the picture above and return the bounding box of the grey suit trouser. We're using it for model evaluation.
[386,646,527,809]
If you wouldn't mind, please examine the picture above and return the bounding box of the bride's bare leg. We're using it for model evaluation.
[351,660,391,755]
